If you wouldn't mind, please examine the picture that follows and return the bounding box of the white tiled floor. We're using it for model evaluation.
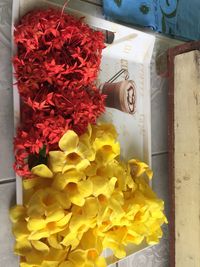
[0,182,18,267]
[0,0,172,266]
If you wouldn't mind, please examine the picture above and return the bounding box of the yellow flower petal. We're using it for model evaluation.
[23,249,43,265]
[94,256,107,267]
[46,210,65,223]
[129,159,153,179]
[48,151,66,173]
[56,213,72,227]
[14,238,32,256]
[105,241,126,259]
[62,159,90,173]
[59,130,79,152]
[78,141,95,161]
[61,230,80,249]
[91,176,117,198]
[13,221,30,240]
[59,261,75,267]
[82,197,98,219]
[20,262,39,267]
[94,136,120,163]
[27,202,45,218]
[78,180,93,198]
[47,235,63,250]
[31,240,50,253]
[23,178,39,190]
[92,123,117,140]
[85,162,98,176]
[28,229,49,240]
[69,214,90,232]
[53,171,81,191]
[42,261,60,267]
[10,205,26,223]
[76,159,90,171]
[31,164,53,178]
[80,230,102,255]
[125,233,144,245]
[65,152,82,165]
[146,229,163,245]
[68,250,86,266]
[109,199,124,217]
[65,183,84,206]
[27,218,46,232]
[55,191,71,210]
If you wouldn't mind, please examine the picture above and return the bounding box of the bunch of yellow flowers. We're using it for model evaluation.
[10,123,167,267]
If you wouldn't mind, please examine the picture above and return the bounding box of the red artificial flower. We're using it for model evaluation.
[14,85,106,178]
[13,8,106,178]
[14,111,70,177]
[13,8,105,102]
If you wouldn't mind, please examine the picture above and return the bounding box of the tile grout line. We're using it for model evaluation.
[0,178,16,185]
[152,151,168,157]
[80,0,102,7]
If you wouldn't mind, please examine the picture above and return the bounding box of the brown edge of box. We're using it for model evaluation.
[167,41,200,267]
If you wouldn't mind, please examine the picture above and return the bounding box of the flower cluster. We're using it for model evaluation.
[11,124,167,267]
[13,8,105,103]
[13,8,106,178]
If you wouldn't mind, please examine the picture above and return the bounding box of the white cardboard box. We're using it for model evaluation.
[12,0,155,265]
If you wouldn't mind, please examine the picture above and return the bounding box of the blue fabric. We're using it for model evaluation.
[103,0,200,41]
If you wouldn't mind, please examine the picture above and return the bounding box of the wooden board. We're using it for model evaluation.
[168,42,200,267]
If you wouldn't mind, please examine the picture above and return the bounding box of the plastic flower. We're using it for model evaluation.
[14,8,105,102]
[91,123,120,164]
[60,248,106,267]
[13,7,106,179]
[48,130,93,174]
[56,174,93,206]
[10,205,50,256]
[129,159,153,179]
[14,87,106,178]
[11,123,167,267]
[48,123,120,175]
[14,112,70,178]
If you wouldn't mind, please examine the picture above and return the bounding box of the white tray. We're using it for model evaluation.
[12,0,155,265]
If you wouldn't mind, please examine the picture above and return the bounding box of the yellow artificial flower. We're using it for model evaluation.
[52,169,86,191]
[129,159,153,179]
[31,164,53,178]
[90,176,117,198]
[10,206,49,257]
[53,171,93,206]
[60,248,106,267]
[48,130,94,174]
[27,210,72,240]
[10,123,167,267]
[27,188,71,218]
[92,134,120,164]
[20,246,68,267]
[60,200,99,250]
[91,123,118,141]
[22,177,53,204]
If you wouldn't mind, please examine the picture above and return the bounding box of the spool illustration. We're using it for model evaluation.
[100,69,136,114]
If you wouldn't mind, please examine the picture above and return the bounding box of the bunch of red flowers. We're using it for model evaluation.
[14,8,105,102]
[13,8,106,178]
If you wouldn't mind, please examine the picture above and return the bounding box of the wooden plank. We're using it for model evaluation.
[174,50,200,267]
[168,41,200,267]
